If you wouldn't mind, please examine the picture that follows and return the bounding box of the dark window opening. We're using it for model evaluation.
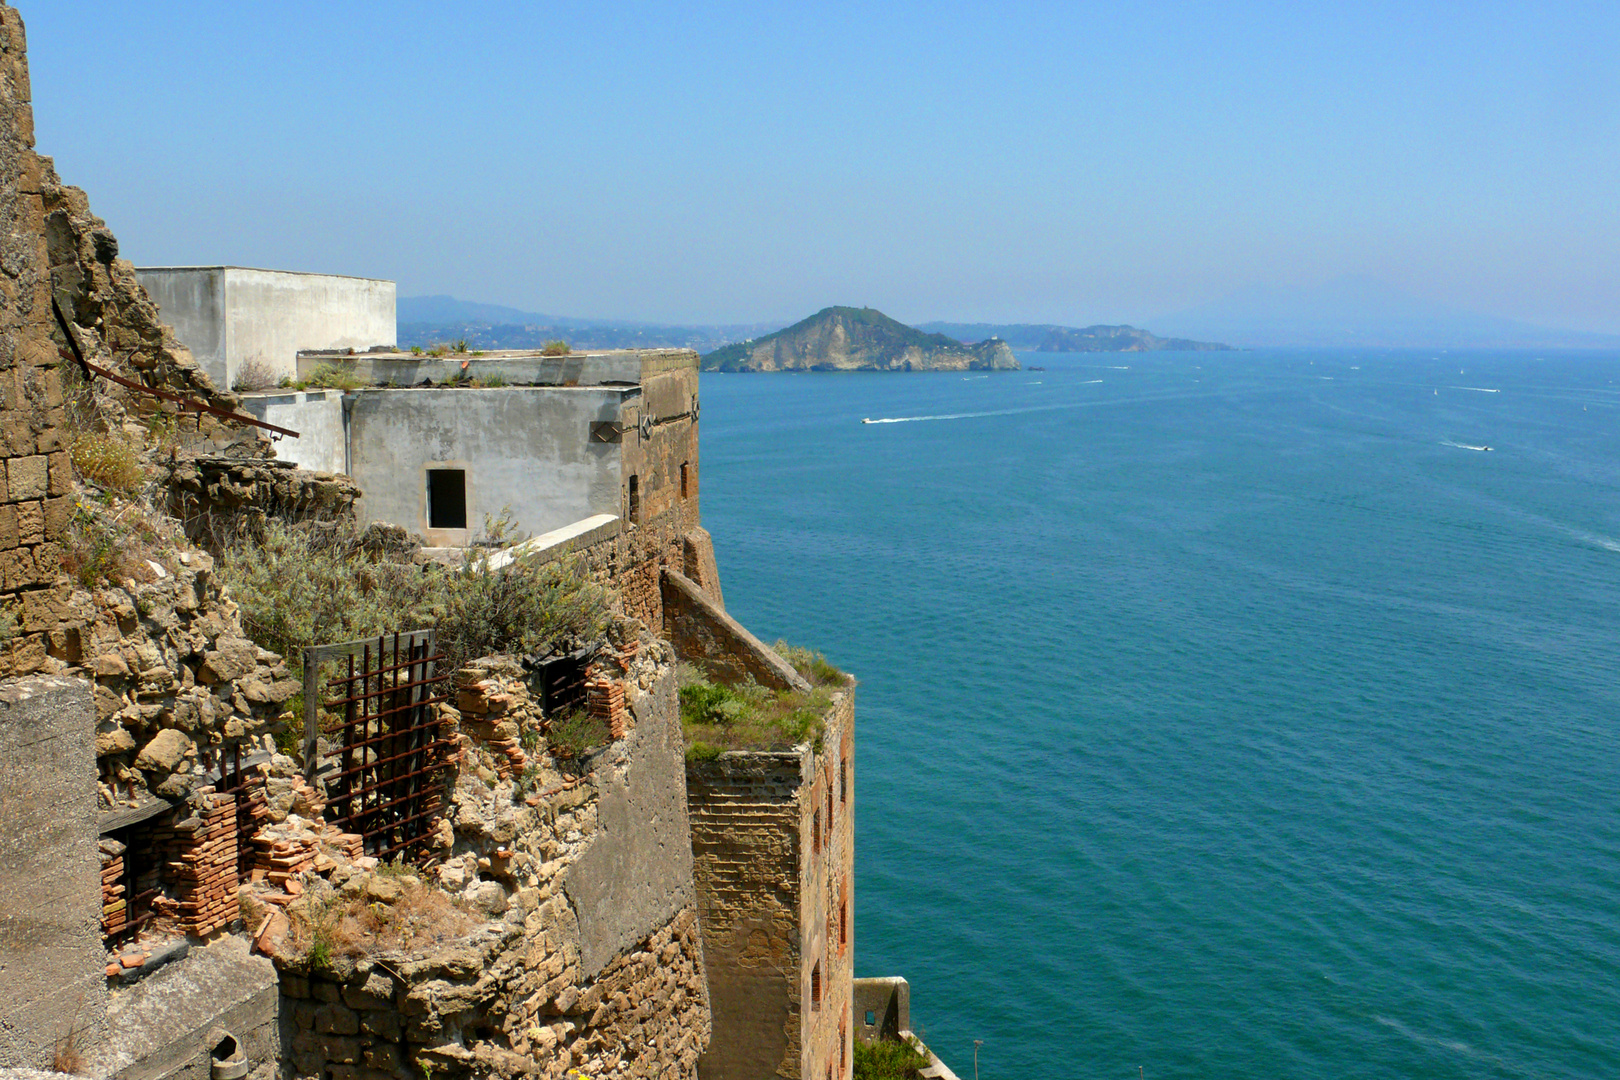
[813,807,821,854]
[628,474,640,523]
[840,758,847,804]
[827,788,834,835]
[840,1017,847,1074]
[865,1010,876,1026]
[840,893,848,947]
[811,962,822,1010]
[680,461,690,499]
[428,469,467,529]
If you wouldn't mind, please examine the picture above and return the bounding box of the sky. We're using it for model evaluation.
[21,1,1620,331]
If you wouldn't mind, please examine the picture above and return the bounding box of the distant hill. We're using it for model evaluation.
[1152,277,1620,349]
[704,307,1019,372]
[920,322,1232,352]
[397,295,781,355]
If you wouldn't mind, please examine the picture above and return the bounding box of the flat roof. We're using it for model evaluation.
[135,266,395,284]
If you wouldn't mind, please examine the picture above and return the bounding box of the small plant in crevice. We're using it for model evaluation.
[547,709,609,760]
[541,340,571,356]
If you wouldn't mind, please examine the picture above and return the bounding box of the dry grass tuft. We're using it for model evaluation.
[541,340,571,356]
[70,431,145,492]
[289,879,477,965]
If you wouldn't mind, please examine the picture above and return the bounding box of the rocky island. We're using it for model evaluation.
[703,306,1020,372]
[922,321,1232,352]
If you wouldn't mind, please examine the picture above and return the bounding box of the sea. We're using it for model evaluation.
[695,349,1620,1080]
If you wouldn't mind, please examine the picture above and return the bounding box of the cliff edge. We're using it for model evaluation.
[703,307,1020,372]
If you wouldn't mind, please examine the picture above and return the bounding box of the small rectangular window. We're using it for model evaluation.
[840,893,847,948]
[827,787,834,835]
[628,474,640,523]
[840,758,847,804]
[813,807,821,854]
[427,469,466,529]
[865,1010,876,1026]
[680,461,690,499]
[811,961,822,1010]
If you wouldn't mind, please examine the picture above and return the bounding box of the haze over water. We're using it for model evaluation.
[698,350,1620,1079]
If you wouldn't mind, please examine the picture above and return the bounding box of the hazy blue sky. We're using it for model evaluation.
[22,1,1620,330]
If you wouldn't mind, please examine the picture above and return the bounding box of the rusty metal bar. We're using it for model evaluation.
[323,671,447,710]
[52,295,302,439]
[324,651,448,687]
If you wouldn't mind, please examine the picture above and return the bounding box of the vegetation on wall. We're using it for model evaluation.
[678,644,845,760]
[853,1037,930,1080]
[218,511,611,677]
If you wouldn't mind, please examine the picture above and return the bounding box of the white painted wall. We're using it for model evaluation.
[238,391,346,474]
[135,267,395,390]
[137,268,227,386]
[347,386,629,546]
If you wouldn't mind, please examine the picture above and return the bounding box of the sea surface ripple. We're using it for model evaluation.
[698,349,1620,1080]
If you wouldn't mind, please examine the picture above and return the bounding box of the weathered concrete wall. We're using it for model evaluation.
[565,667,697,977]
[237,390,345,474]
[293,348,696,389]
[133,269,226,390]
[852,978,908,1043]
[686,685,854,1080]
[136,268,395,390]
[91,935,281,1080]
[0,675,106,1070]
[347,386,630,546]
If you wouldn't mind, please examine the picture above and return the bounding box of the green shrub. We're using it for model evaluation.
[217,512,609,676]
[410,346,424,356]
[548,710,610,759]
[774,641,848,686]
[541,340,571,356]
[853,1037,930,1080]
[303,363,366,391]
[677,663,831,759]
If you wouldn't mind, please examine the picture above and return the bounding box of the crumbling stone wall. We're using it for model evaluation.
[686,686,855,1080]
[267,632,711,1080]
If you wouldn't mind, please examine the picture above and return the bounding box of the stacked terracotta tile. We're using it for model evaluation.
[157,794,240,936]
[585,669,628,739]
[488,734,528,779]
[100,838,127,937]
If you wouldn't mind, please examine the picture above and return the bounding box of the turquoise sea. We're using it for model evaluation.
[697,350,1620,1080]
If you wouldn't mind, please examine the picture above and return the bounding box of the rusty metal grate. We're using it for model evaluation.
[303,631,453,863]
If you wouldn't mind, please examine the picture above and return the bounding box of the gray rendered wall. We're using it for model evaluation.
[347,386,628,547]
[564,666,698,978]
[221,268,394,387]
[238,391,345,474]
[136,268,227,389]
[0,675,106,1070]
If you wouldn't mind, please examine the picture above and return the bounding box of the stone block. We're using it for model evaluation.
[359,1010,401,1042]
[315,1003,361,1035]
[6,453,46,499]
[0,502,17,547]
[47,449,70,495]
[281,974,311,999]
[312,979,342,1003]
[342,971,396,1010]
[41,495,69,544]
[322,1036,363,1064]
[17,499,42,543]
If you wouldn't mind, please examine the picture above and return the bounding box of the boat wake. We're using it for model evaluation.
[1452,386,1500,393]
[1441,440,1492,452]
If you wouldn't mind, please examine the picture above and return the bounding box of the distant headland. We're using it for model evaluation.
[703,307,1020,372]
[920,321,1234,352]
